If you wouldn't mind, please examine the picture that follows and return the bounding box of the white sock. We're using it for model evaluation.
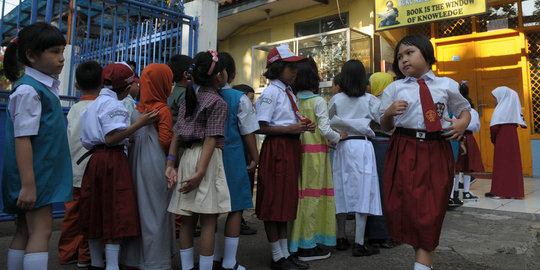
[279,238,290,258]
[463,175,472,192]
[199,254,214,270]
[180,248,194,270]
[23,252,48,270]
[213,232,221,262]
[414,262,431,270]
[7,249,24,270]
[270,241,283,262]
[222,236,239,268]
[451,176,459,197]
[336,213,347,238]
[104,244,120,270]
[88,239,104,267]
[355,213,367,245]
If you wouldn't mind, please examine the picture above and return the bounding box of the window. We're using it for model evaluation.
[295,13,349,37]
[522,0,540,27]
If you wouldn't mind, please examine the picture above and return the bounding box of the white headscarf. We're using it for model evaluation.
[490,86,527,128]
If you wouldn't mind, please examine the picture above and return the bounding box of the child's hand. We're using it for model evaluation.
[179,172,204,194]
[137,109,159,126]
[17,183,36,210]
[443,117,468,141]
[460,141,467,155]
[339,132,348,140]
[165,166,177,189]
[289,122,308,134]
[306,121,316,133]
[385,100,408,117]
[246,160,257,172]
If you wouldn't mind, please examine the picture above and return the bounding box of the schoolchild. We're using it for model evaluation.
[166,50,231,270]
[450,82,484,203]
[121,63,140,124]
[233,84,255,104]
[289,58,344,261]
[254,44,314,270]
[331,73,341,95]
[329,60,383,257]
[120,63,175,270]
[485,86,527,199]
[380,34,471,270]
[168,54,193,124]
[2,22,72,270]
[79,62,157,270]
[58,61,102,268]
[364,72,400,249]
[211,52,260,270]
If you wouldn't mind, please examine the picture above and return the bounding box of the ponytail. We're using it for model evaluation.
[459,81,474,109]
[184,63,198,117]
[3,40,22,82]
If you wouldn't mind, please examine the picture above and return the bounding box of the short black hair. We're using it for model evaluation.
[333,73,342,85]
[392,34,436,79]
[339,60,367,97]
[168,54,192,82]
[264,61,296,80]
[292,57,320,94]
[76,61,102,92]
[232,84,254,94]
[219,52,236,83]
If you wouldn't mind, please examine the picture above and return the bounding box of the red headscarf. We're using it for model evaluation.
[136,63,174,152]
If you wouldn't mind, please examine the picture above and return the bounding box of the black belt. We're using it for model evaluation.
[374,132,391,138]
[75,144,123,165]
[341,135,371,142]
[396,127,442,140]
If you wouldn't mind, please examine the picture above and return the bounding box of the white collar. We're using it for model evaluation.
[99,88,119,100]
[404,70,435,83]
[270,79,289,91]
[25,66,60,90]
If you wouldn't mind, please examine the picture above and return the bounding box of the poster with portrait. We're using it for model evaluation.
[374,0,487,31]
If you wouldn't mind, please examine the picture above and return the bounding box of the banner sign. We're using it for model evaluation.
[374,0,487,32]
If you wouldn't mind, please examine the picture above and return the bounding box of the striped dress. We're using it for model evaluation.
[289,93,336,252]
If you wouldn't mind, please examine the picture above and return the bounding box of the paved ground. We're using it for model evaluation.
[0,207,539,270]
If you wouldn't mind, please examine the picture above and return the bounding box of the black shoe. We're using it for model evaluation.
[240,223,257,235]
[297,246,331,261]
[352,243,380,256]
[221,262,243,270]
[88,267,105,270]
[462,191,479,202]
[271,258,298,270]
[213,260,221,270]
[484,192,501,199]
[448,197,463,208]
[336,238,350,250]
[287,256,309,269]
[378,239,401,249]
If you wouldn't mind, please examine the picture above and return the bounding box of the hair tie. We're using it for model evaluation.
[207,50,219,75]
[10,36,18,44]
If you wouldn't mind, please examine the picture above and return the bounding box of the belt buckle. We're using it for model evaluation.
[416,131,426,139]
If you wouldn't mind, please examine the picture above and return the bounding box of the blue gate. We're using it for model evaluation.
[0,0,198,220]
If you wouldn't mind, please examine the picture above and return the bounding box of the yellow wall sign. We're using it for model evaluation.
[374,0,487,31]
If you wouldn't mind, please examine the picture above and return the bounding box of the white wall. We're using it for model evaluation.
[182,0,219,55]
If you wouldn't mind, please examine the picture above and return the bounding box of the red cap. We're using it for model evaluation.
[266,44,307,67]
[102,62,137,90]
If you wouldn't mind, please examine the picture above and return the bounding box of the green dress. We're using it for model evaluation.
[289,93,336,252]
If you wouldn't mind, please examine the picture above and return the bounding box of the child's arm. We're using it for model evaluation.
[314,97,343,143]
[15,137,36,210]
[165,133,180,189]
[257,121,308,135]
[443,110,471,141]
[105,109,158,146]
[460,141,467,155]
[178,136,217,194]
[242,133,259,171]
[381,100,408,131]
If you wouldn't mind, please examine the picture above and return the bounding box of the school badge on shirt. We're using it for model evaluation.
[435,102,445,119]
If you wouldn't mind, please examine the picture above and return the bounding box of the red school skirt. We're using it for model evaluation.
[80,145,141,240]
[455,131,485,172]
[490,124,524,198]
[256,135,301,222]
[382,129,454,251]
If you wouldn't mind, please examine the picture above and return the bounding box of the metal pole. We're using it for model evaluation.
[68,0,78,96]
[31,0,38,23]
[46,0,54,23]
[0,0,6,38]
[58,0,64,33]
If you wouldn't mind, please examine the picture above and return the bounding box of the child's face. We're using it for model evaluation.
[27,45,65,76]
[129,82,140,98]
[280,63,298,85]
[246,92,255,104]
[117,85,131,100]
[397,44,430,79]
[332,81,340,95]
[217,69,228,88]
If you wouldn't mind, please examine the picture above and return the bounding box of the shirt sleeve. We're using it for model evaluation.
[468,108,481,133]
[255,88,276,123]
[237,94,260,135]
[446,79,471,117]
[99,100,129,136]
[314,96,341,143]
[369,95,383,124]
[380,82,396,114]
[8,85,41,137]
[205,99,227,137]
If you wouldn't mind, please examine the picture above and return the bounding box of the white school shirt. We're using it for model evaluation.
[238,94,260,135]
[467,108,480,133]
[8,66,61,137]
[328,92,382,138]
[80,88,129,150]
[255,79,297,126]
[380,70,471,130]
[67,98,95,188]
[298,91,341,143]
